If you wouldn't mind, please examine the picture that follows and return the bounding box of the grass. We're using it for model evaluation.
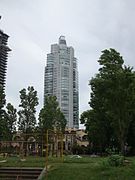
[47,156,135,180]
[0,156,45,167]
[1,155,135,179]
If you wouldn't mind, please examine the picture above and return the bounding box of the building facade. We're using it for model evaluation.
[0,18,11,88]
[44,36,79,129]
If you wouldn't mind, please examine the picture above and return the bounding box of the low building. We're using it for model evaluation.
[64,128,89,152]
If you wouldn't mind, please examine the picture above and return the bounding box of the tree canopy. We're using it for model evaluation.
[39,96,67,133]
[81,49,135,154]
[18,86,39,133]
[2,103,17,140]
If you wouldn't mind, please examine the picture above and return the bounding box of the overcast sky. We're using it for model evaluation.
[1,0,135,127]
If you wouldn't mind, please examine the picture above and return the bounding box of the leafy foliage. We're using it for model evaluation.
[80,109,112,153]
[18,86,39,133]
[39,96,66,132]
[108,154,124,167]
[0,88,17,140]
[81,49,135,154]
[4,103,17,140]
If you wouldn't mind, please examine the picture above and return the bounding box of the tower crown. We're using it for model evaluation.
[59,36,66,45]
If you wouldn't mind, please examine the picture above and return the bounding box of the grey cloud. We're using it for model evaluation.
[1,0,135,122]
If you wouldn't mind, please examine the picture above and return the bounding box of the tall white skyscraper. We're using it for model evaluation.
[44,36,79,129]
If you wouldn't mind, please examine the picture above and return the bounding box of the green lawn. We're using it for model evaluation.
[1,156,135,179]
[47,156,135,180]
[0,156,45,167]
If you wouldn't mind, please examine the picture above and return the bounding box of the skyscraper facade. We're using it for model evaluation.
[44,36,79,129]
[0,17,11,88]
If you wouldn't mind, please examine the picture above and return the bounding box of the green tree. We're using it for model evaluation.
[81,49,135,154]
[127,119,135,154]
[39,96,66,132]
[98,49,135,154]
[4,103,17,140]
[18,86,39,133]
[80,109,112,154]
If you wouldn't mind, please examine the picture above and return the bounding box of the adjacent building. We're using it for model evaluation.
[44,36,79,129]
[0,17,11,88]
[64,128,89,152]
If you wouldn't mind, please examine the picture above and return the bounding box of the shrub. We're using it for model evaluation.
[108,154,124,167]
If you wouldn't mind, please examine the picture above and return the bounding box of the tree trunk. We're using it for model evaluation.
[120,135,125,155]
